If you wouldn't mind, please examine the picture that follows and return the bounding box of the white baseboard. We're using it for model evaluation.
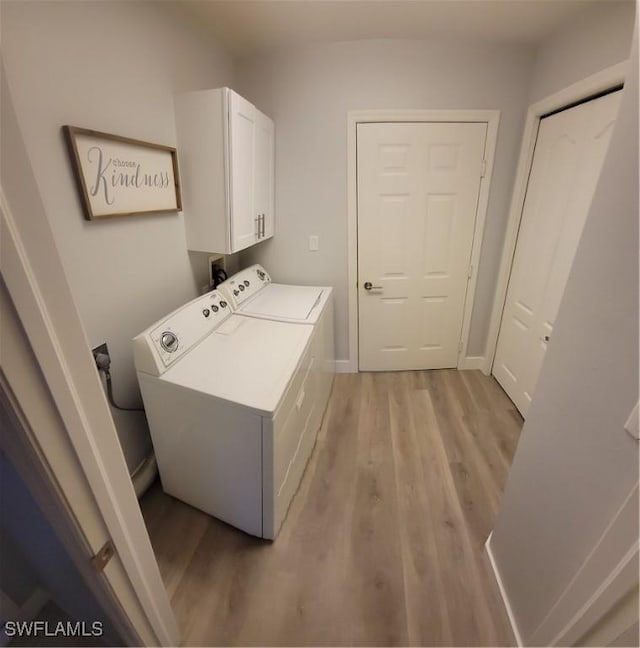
[338,357,488,373]
[485,533,524,647]
[335,359,356,373]
[458,355,486,371]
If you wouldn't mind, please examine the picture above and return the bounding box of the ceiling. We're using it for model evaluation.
[171,0,618,59]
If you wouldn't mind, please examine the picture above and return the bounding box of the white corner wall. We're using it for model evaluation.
[0,1,234,473]
[488,23,639,645]
[528,0,635,103]
[235,38,535,362]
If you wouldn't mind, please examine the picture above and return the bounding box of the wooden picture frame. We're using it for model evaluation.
[63,125,182,220]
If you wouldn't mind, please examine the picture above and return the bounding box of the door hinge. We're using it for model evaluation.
[467,264,473,279]
[91,540,115,572]
[480,159,487,178]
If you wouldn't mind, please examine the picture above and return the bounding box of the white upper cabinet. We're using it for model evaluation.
[254,108,275,241]
[174,87,275,254]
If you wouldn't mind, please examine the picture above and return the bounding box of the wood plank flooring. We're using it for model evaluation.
[140,369,523,646]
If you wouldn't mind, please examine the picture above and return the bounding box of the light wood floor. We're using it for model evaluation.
[141,369,523,646]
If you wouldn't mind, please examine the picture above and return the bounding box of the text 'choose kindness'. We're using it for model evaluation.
[87,146,171,205]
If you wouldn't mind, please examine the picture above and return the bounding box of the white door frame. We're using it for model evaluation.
[484,62,627,375]
[1,183,179,645]
[346,109,500,373]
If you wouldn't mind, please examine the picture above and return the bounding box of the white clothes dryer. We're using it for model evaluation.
[218,264,335,418]
[133,289,319,539]
[219,264,331,325]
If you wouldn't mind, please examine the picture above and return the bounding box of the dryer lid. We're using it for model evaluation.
[241,284,325,321]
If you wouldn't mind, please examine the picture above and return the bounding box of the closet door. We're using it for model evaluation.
[493,91,621,416]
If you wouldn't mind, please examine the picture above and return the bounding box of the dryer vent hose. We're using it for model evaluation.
[211,265,228,289]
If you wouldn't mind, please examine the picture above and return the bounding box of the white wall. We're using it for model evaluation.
[489,24,638,644]
[529,0,635,103]
[0,1,234,473]
[235,38,535,361]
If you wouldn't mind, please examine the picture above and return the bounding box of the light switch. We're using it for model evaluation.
[309,235,319,251]
[624,402,639,440]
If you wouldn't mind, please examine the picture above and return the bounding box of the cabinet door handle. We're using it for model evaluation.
[260,213,265,238]
[255,215,260,238]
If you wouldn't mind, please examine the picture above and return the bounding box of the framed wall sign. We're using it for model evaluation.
[63,126,182,220]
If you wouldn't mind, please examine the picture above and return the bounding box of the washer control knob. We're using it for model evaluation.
[220,300,227,308]
[211,304,219,313]
[233,289,239,296]
[257,270,265,280]
[244,280,250,287]
[202,308,210,318]
[239,284,245,291]
[160,331,178,353]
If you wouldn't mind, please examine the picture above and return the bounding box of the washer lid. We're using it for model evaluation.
[240,284,328,323]
[160,315,313,416]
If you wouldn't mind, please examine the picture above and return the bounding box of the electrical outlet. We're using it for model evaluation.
[309,235,319,251]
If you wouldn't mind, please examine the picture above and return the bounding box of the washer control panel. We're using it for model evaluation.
[148,290,232,370]
[218,264,271,309]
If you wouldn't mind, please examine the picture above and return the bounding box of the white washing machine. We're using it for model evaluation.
[132,289,320,539]
[218,264,335,419]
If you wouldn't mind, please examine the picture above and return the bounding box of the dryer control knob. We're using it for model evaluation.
[202,309,210,318]
[220,301,227,308]
[244,280,250,287]
[160,331,178,353]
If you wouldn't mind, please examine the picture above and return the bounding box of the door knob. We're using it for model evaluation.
[363,281,382,291]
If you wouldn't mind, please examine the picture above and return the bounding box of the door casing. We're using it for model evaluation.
[346,109,500,373]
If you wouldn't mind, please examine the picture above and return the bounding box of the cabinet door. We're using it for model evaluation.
[254,109,275,241]
[228,91,258,252]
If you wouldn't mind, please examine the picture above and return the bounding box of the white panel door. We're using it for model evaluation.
[228,90,258,252]
[357,122,486,371]
[493,90,621,416]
